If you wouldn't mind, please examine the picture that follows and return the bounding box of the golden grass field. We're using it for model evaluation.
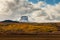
[0,22,60,40]
[0,22,59,35]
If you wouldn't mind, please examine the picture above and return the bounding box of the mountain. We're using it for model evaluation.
[2,20,19,23]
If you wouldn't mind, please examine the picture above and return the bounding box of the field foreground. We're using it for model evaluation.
[0,22,60,40]
[0,22,59,34]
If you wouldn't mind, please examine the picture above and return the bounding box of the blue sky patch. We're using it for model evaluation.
[28,0,38,3]
[28,0,60,5]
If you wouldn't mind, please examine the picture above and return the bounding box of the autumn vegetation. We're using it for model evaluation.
[0,22,58,34]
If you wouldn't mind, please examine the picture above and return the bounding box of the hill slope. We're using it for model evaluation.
[0,21,59,35]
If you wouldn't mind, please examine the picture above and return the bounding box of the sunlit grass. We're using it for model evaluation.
[0,23,58,33]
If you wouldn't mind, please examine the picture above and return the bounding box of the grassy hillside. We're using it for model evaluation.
[0,22,59,35]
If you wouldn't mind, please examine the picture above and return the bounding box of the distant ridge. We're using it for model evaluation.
[1,20,19,23]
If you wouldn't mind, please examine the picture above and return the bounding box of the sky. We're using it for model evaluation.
[0,0,60,23]
[28,0,60,4]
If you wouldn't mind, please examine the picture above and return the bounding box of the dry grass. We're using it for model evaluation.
[0,22,58,34]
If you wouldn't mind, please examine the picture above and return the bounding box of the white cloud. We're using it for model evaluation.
[29,2,60,22]
[0,0,60,22]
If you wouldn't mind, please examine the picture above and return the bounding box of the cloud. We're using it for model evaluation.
[29,1,60,22]
[0,0,60,22]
